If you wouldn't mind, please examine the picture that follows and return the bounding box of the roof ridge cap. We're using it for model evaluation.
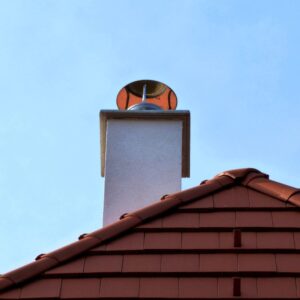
[215,168,268,182]
[217,168,300,207]
[243,175,300,206]
[214,167,300,206]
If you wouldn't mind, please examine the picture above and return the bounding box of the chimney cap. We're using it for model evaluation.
[116,79,177,111]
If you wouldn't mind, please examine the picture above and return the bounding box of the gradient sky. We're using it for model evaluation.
[1,0,300,273]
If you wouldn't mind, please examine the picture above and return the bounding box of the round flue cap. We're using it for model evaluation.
[116,79,177,111]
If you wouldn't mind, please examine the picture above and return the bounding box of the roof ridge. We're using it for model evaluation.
[215,168,268,181]
[1,167,298,292]
[217,168,300,205]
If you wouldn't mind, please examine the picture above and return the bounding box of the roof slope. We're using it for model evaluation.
[1,168,300,299]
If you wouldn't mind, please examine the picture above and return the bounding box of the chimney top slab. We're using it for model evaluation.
[100,110,190,178]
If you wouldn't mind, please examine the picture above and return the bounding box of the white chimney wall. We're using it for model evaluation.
[100,111,190,226]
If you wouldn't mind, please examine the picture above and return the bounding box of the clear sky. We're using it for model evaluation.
[1,0,300,273]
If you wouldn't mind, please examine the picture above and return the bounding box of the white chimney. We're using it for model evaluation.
[100,80,190,226]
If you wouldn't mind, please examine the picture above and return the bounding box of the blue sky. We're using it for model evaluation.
[1,0,300,273]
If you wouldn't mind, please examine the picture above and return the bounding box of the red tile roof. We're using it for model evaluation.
[1,168,300,299]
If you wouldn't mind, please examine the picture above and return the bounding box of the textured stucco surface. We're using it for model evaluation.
[103,119,182,225]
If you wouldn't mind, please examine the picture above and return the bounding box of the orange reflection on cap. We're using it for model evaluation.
[116,80,177,110]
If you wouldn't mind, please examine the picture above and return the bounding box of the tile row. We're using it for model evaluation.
[46,253,300,274]
[138,211,300,228]
[92,231,300,251]
[3,277,300,299]
[179,187,291,209]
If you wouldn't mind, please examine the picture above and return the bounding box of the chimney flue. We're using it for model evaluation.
[100,80,190,226]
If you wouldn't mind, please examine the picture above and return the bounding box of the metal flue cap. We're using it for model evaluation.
[116,79,177,111]
[126,80,167,98]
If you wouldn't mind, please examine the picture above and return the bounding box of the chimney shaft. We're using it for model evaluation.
[100,110,190,226]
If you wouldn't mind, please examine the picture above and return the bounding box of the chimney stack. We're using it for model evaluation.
[100,80,190,226]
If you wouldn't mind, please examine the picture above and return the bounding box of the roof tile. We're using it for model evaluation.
[294,232,300,249]
[240,278,258,298]
[179,278,218,298]
[218,232,234,248]
[88,215,140,241]
[296,278,300,297]
[3,257,57,285]
[162,213,199,228]
[209,174,236,187]
[240,232,257,248]
[199,212,235,227]
[45,237,99,263]
[257,232,295,249]
[60,279,100,299]
[45,258,85,274]
[247,178,298,202]
[179,195,213,209]
[289,193,300,206]
[248,188,286,207]
[172,176,233,203]
[144,232,181,249]
[238,254,276,272]
[0,288,20,299]
[20,279,61,299]
[242,172,270,186]
[105,232,144,251]
[161,254,199,272]
[0,278,14,292]
[200,254,237,272]
[276,254,300,272]
[214,186,249,208]
[140,278,178,298]
[272,211,300,227]
[217,278,233,298]
[128,196,182,221]
[100,278,139,298]
[84,255,123,273]
[182,232,219,249]
[257,277,297,298]
[236,211,272,227]
[122,255,161,272]
[217,168,265,181]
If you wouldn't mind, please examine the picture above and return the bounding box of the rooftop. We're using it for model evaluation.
[1,168,300,299]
